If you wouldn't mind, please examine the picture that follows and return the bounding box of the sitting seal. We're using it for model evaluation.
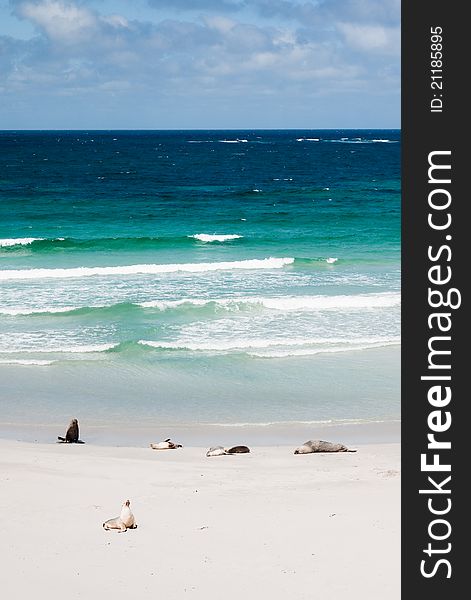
[103,500,137,532]
[57,418,84,443]
[150,438,183,450]
[225,445,250,454]
[294,440,356,454]
[206,446,227,457]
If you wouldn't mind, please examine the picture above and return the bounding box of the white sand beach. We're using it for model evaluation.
[1,437,400,600]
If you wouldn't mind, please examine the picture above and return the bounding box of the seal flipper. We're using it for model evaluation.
[57,436,84,444]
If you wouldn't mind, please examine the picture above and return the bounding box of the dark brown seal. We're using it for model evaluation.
[225,445,250,454]
[57,418,83,443]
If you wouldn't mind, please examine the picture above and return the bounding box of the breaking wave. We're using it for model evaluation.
[190,234,243,243]
[0,292,400,317]
[0,257,295,281]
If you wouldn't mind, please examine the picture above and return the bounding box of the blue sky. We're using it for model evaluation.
[0,0,400,129]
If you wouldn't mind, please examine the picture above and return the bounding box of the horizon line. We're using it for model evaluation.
[0,127,401,132]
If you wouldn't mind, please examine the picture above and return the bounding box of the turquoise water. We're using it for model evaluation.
[0,130,400,428]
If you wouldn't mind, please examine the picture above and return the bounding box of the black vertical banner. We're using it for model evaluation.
[402,1,466,596]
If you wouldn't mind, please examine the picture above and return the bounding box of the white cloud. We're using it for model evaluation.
[102,14,130,29]
[203,15,236,33]
[17,0,97,42]
[337,22,400,53]
[1,0,400,127]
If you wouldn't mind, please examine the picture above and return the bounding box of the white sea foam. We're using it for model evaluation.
[296,138,320,142]
[139,292,400,312]
[0,306,80,316]
[0,343,117,354]
[212,419,335,427]
[325,257,338,263]
[0,359,55,366]
[0,292,399,316]
[138,335,399,353]
[210,418,399,427]
[0,257,294,280]
[219,139,248,143]
[250,293,400,311]
[248,340,400,358]
[191,234,243,243]
[325,138,398,144]
[216,418,400,427]
[0,237,44,247]
[48,343,118,353]
[137,338,322,351]
[139,299,209,310]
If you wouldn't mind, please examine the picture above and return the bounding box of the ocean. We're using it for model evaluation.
[0,130,400,434]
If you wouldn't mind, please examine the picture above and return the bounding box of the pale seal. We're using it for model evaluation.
[57,418,83,443]
[103,500,137,532]
[150,438,183,450]
[206,446,227,457]
[294,440,356,454]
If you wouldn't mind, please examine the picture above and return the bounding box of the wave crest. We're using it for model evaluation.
[0,359,56,366]
[0,292,400,317]
[0,257,295,281]
[190,234,243,243]
[137,336,399,353]
[141,292,400,312]
[0,237,44,247]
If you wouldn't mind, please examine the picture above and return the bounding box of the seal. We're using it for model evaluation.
[225,445,250,454]
[150,438,183,450]
[206,446,227,456]
[206,445,250,456]
[294,440,356,454]
[57,418,84,443]
[103,500,137,532]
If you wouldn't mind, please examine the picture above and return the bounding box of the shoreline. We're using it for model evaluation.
[0,418,400,447]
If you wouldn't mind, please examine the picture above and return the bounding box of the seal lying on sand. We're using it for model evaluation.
[294,440,356,454]
[226,445,250,454]
[206,446,227,456]
[150,438,183,450]
[57,418,84,443]
[206,445,250,456]
[103,500,137,532]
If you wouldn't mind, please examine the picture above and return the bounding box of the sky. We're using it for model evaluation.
[0,0,400,129]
